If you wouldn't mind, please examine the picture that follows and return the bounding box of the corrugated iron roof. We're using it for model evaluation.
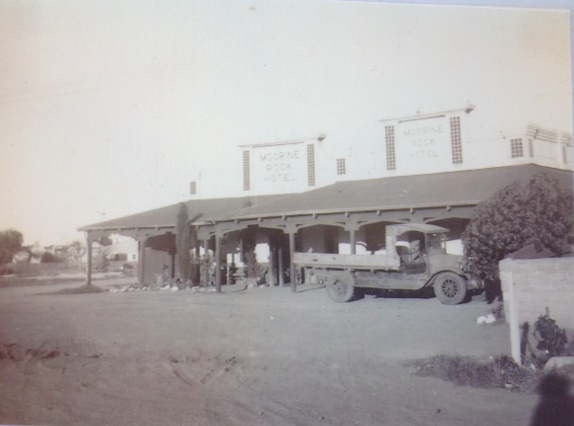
[78,194,291,231]
[79,164,573,231]
[209,164,573,220]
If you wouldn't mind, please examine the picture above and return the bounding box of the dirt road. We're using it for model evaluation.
[0,280,538,425]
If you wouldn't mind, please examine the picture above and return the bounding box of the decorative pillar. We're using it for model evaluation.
[350,228,356,255]
[194,238,201,285]
[170,249,176,280]
[203,238,210,287]
[215,234,222,293]
[269,244,277,286]
[345,222,359,255]
[138,237,146,286]
[86,233,93,286]
[288,229,296,293]
[278,245,284,287]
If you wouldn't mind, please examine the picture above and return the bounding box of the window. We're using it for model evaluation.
[336,158,346,175]
[510,138,523,158]
[450,116,463,164]
[189,181,197,195]
[242,150,250,191]
[307,144,316,186]
[528,139,534,157]
[385,125,396,170]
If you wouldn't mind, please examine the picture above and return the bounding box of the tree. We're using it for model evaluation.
[97,235,113,271]
[68,240,86,266]
[462,173,573,302]
[176,203,191,283]
[98,235,113,247]
[0,229,23,265]
[41,251,59,263]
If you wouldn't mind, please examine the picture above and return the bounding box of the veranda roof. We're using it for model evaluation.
[208,164,573,221]
[78,194,290,232]
[79,164,573,231]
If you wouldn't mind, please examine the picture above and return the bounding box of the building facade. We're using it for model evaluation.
[233,106,572,198]
[81,107,573,288]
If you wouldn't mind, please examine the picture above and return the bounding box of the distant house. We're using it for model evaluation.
[12,250,36,264]
[106,236,138,262]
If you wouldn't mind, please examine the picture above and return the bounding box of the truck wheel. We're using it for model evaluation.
[433,272,467,305]
[326,271,356,303]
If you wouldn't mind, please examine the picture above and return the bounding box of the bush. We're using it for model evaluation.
[0,264,15,276]
[532,308,569,366]
[410,310,574,393]
[45,285,107,295]
[462,174,573,302]
[41,252,60,263]
[409,355,545,393]
[0,229,23,265]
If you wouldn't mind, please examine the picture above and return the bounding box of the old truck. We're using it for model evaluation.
[292,223,481,304]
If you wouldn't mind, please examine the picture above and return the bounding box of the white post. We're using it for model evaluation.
[86,234,93,286]
[501,259,521,364]
[138,238,146,286]
[289,231,296,293]
[215,234,221,293]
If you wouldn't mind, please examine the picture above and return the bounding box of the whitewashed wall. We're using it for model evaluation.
[499,257,574,364]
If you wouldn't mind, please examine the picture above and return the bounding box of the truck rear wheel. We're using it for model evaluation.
[326,271,356,303]
[433,272,467,305]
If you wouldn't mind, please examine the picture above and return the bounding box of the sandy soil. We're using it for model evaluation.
[0,278,539,426]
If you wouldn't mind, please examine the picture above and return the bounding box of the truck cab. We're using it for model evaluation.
[388,224,462,275]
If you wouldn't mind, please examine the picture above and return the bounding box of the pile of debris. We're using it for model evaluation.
[109,275,214,293]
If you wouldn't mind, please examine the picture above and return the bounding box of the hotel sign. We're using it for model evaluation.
[397,115,451,172]
[251,143,307,192]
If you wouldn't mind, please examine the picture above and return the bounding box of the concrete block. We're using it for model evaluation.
[544,356,574,371]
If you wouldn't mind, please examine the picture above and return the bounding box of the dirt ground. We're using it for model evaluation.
[0,277,540,426]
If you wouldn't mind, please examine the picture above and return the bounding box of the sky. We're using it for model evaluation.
[0,0,572,247]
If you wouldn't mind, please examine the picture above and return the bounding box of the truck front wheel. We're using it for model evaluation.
[326,271,356,303]
[433,272,467,305]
